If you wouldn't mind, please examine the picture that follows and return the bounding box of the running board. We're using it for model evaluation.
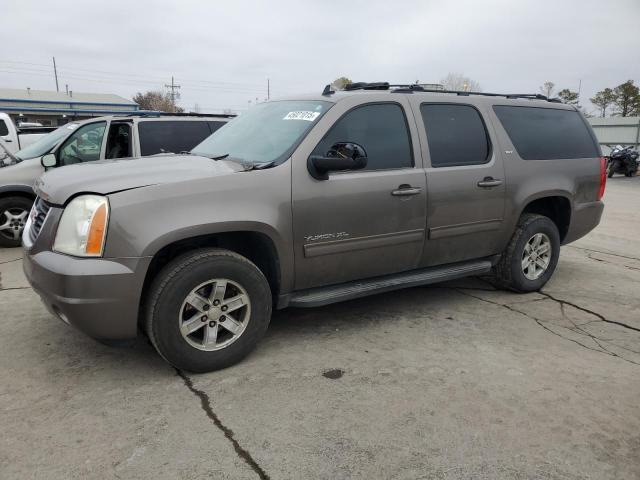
[280,259,493,308]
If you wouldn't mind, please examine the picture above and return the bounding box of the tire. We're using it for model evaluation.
[0,196,33,248]
[145,248,272,373]
[494,213,561,293]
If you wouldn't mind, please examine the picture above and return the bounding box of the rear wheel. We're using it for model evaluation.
[494,213,560,292]
[145,248,272,372]
[0,196,33,248]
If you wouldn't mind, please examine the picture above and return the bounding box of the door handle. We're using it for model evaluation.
[391,185,422,196]
[2,138,12,142]
[477,177,503,188]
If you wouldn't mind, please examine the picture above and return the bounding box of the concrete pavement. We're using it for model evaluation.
[1,178,639,479]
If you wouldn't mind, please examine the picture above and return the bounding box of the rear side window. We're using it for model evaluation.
[421,104,490,167]
[313,103,413,170]
[0,120,9,136]
[493,106,598,160]
[139,121,212,155]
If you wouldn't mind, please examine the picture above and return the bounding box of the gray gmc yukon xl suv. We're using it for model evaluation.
[22,83,606,372]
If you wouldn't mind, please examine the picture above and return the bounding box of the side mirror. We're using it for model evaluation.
[308,142,368,180]
[41,153,57,169]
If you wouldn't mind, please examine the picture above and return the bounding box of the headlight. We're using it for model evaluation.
[53,195,109,257]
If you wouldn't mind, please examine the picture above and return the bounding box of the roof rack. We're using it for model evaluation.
[113,111,237,118]
[322,82,563,103]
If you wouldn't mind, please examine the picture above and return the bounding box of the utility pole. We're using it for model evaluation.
[164,76,181,107]
[267,78,270,100]
[52,57,59,92]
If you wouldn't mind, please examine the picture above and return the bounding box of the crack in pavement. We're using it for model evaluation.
[0,257,22,265]
[452,288,640,366]
[566,245,640,262]
[538,291,640,333]
[0,286,32,292]
[175,369,270,480]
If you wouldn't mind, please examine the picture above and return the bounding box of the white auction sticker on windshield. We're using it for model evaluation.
[283,111,320,121]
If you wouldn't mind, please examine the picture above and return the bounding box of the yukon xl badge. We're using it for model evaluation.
[304,232,349,242]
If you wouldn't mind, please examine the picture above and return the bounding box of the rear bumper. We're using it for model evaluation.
[563,200,604,245]
[23,251,151,340]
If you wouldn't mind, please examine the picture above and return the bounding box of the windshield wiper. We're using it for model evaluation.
[243,161,276,171]
[210,153,229,161]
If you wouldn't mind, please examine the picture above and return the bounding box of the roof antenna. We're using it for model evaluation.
[322,84,335,96]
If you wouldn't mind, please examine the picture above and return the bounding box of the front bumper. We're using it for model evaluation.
[23,250,152,341]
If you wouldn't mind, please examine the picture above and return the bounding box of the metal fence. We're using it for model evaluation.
[588,117,640,155]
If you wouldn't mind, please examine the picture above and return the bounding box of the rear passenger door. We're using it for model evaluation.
[411,100,507,266]
[291,97,427,290]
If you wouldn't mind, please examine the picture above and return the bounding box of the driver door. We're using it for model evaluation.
[291,96,427,290]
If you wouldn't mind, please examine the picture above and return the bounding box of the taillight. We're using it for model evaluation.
[597,156,606,201]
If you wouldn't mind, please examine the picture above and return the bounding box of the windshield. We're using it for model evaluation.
[191,100,332,165]
[15,123,79,160]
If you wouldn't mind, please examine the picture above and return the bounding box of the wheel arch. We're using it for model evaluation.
[519,193,572,243]
[139,229,283,321]
[0,185,36,201]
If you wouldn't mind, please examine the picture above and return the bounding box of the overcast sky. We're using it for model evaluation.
[3,0,639,114]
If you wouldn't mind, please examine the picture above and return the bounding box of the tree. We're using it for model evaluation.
[330,77,352,90]
[590,88,616,117]
[132,90,184,113]
[440,73,481,92]
[557,88,579,105]
[612,80,640,117]
[539,81,555,98]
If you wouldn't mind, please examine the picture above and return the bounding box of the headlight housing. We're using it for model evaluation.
[53,195,109,257]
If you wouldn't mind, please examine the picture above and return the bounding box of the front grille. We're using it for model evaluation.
[28,197,51,244]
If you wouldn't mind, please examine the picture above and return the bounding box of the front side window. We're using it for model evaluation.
[312,103,413,170]
[0,120,8,137]
[139,121,212,156]
[58,122,106,165]
[421,104,490,167]
[493,106,599,160]
[192,100,332,166]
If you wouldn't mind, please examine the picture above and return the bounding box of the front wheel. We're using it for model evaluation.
[145,248,272,372]
[0,196,33,248]
[494,214,561,292]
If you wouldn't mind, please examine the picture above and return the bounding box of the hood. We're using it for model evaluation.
[35,154,244,205]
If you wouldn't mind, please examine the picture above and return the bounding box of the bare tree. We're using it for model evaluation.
[132,91,184,113]
[439,73,481,92]
[539,81,556,98]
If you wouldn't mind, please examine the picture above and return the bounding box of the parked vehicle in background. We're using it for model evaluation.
[0,113,232,246]
[0,113,56,159]
[607,145,639,177]
[23,83,605,372]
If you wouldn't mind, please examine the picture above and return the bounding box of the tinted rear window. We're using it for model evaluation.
[421,104,490,167]
[0,120,9,136]
[493,106,598,160]
[139,121,213,156]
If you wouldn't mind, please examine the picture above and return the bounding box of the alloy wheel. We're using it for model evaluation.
[178,278,251,351]
[521,233,552,280]
[0,208,28,241]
